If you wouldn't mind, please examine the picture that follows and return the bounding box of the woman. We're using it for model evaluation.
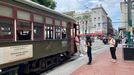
[86,36,92,65]
[108,35,117,62]
[75,35,80,55]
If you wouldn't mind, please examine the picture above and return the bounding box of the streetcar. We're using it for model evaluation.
[0,0,79,75]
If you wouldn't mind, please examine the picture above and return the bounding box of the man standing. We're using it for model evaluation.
[86,36,92,65]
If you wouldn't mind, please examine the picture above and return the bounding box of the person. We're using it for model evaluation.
[75,35,80,55]
[79,36,87,56]
[86,36,92,65]
[62,29,66,39]
[122,36,127,44]
[108,35,117,63]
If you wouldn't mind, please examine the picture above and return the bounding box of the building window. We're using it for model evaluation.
[45,25,53,39]
[86,21,88,25]
[94,25,96,28]
[98,23,100,27]
[98,17,100,20]
[94,17,96,21]
[0,18,14,41]
[103,15,105,20]
[94,11,96,13]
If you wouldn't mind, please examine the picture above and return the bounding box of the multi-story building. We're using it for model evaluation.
[91,6,108,36]
[64,11,92,34]
[107,17,113,35]
[74,11,92,34]
[120,2,128,31]
[64,5,113,37]
[120,1,134,37]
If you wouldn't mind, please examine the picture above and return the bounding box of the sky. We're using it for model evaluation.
[54,0,122,30]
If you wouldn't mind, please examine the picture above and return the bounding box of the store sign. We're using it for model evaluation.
[0,44,33,65]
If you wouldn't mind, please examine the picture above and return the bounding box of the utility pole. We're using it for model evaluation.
[125,0,132,46]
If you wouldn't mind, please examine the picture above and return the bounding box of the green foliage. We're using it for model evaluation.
[31,0,56,9]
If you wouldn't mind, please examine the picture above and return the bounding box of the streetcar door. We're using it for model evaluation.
[73,24,77,53]
[73,24,79,53]
[70,23,79,54]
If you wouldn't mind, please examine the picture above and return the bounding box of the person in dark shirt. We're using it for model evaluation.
[86,36,92,65]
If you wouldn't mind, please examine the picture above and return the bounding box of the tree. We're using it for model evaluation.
[31,0,56,9]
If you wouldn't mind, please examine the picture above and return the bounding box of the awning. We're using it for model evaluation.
[78,33,96,37]
[96,32,104,36]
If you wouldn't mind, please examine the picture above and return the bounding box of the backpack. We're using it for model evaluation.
[115,39,118,47]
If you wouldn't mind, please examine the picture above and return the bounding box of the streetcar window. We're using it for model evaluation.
[33,23,44,40]
[17,21,31,29]
[0,5,13,17]
[45,25,53,39]
[55,26,61,39]
[17,10,30,20]
[17,21,31,40]
[46,17,53,25]
[55,20,61,39]
[17,30,31,40]
[33,14,44,40]
[0,18,14,41]
[34,14,43,23]
[62,21,67,39]
[62,28,66,39]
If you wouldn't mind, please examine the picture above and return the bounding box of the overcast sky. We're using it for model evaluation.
[54,0,122,30]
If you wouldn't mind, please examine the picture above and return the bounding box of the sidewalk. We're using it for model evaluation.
[71,47,134,75]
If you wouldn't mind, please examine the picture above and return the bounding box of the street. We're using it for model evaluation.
[41,39,109,75]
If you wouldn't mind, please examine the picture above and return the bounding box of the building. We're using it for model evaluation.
[120,1,134,39]
[64,11,92,34]
[91,6,108,36]
[107,17,114,35]
[64,5,113,37]
[74,11,92,34]
[120,2,128,31]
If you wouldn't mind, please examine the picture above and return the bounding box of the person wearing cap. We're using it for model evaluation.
[86,36,92,65]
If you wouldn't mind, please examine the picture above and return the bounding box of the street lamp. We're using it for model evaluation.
[123,0,134,60]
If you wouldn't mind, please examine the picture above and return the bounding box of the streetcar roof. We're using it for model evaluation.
[15,0,75,21]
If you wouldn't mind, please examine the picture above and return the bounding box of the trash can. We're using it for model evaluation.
[123,44,134,60]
